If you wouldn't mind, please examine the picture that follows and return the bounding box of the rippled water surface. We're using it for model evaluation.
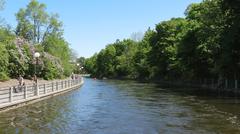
[1,78,240,133]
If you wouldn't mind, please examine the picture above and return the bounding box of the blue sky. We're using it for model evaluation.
[1,0,202,58]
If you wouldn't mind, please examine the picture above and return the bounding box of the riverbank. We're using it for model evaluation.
[0,77,83,112]
[93,76,240,97]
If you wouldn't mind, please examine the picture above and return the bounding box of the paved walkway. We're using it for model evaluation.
[0,77,83,110]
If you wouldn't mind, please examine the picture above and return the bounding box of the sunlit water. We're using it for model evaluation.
[0,78,240,134]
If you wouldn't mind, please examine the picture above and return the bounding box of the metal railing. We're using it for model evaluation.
[0,77,83,107]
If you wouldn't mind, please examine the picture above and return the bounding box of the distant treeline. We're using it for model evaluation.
[0,0,76,81]
[84,0,240,81]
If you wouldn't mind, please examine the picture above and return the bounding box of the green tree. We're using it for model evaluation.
[15,8,33,41]
[114,39,137,78]
[85,54,97,77]
[15,0,73,79]
[16,0,63,44]
[43,35,72,76]
[219,0,240,78]
[180,0,225,79]
[26,0,48,43]
[95,45,116,78]
[85,0,240,82]
[77,57,86,67]
[133,28,153,79]
[0,43,9,81]
[148,18,187,80]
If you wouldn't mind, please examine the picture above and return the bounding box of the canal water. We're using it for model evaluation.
[0,78,240,134]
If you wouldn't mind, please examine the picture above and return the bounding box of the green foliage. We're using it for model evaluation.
[0,43,9,81]
[148,18,187,79]
[14,0,73,80]
[85,54,97,77]
[15,0,63,44]
[0,0,75,81]
[132,29,153,79]
[85,0,240,81]
[85,39,138,79]
[42,56,62,80]
[95,45,116,78]
[0,27,15,43]
[2,0,240,82]
[7,44,29,78]
[74,57,86,74]
[76,57,85,66]
[42,35,72,77]
[16,0,48,43]
[219,0,240,77]
[0,72,9,81]
[114,39,137,78]
[0,43,9,73]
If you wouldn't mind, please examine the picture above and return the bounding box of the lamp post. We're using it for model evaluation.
[76,63,80,74]
[34,52,40,76]
[80,67,84,74]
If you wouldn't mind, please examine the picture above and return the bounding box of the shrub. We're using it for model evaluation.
[0,44,9,73]
[42,53,63,80]
[0,72,9,81]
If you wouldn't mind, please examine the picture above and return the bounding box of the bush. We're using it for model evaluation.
[0,72,9,81]
[42,53,63,80]
[0,44,9,73]
[7,47,28,78]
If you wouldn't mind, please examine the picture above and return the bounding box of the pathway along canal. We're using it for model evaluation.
[0,78,240,133]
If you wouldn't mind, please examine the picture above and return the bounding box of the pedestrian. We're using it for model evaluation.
[33,74,38,84]
[75,74,78,80]
[18,75,24,86]
[71,73,74,80]
[17,75,25,92]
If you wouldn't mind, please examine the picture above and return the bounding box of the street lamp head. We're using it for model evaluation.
[76,63,80,66]
[34,52,40,58]
[34,52,40,77]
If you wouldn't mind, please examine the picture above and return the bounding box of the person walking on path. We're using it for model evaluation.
[18,75,25,86]
[15,75,25,92]
[71,72,75,80]
[33,74,38,84]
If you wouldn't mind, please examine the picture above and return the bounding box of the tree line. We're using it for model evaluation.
[84,0,240,81]
[0,0,76,81]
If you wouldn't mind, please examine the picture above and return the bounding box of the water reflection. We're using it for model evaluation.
[0,78,240,133]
